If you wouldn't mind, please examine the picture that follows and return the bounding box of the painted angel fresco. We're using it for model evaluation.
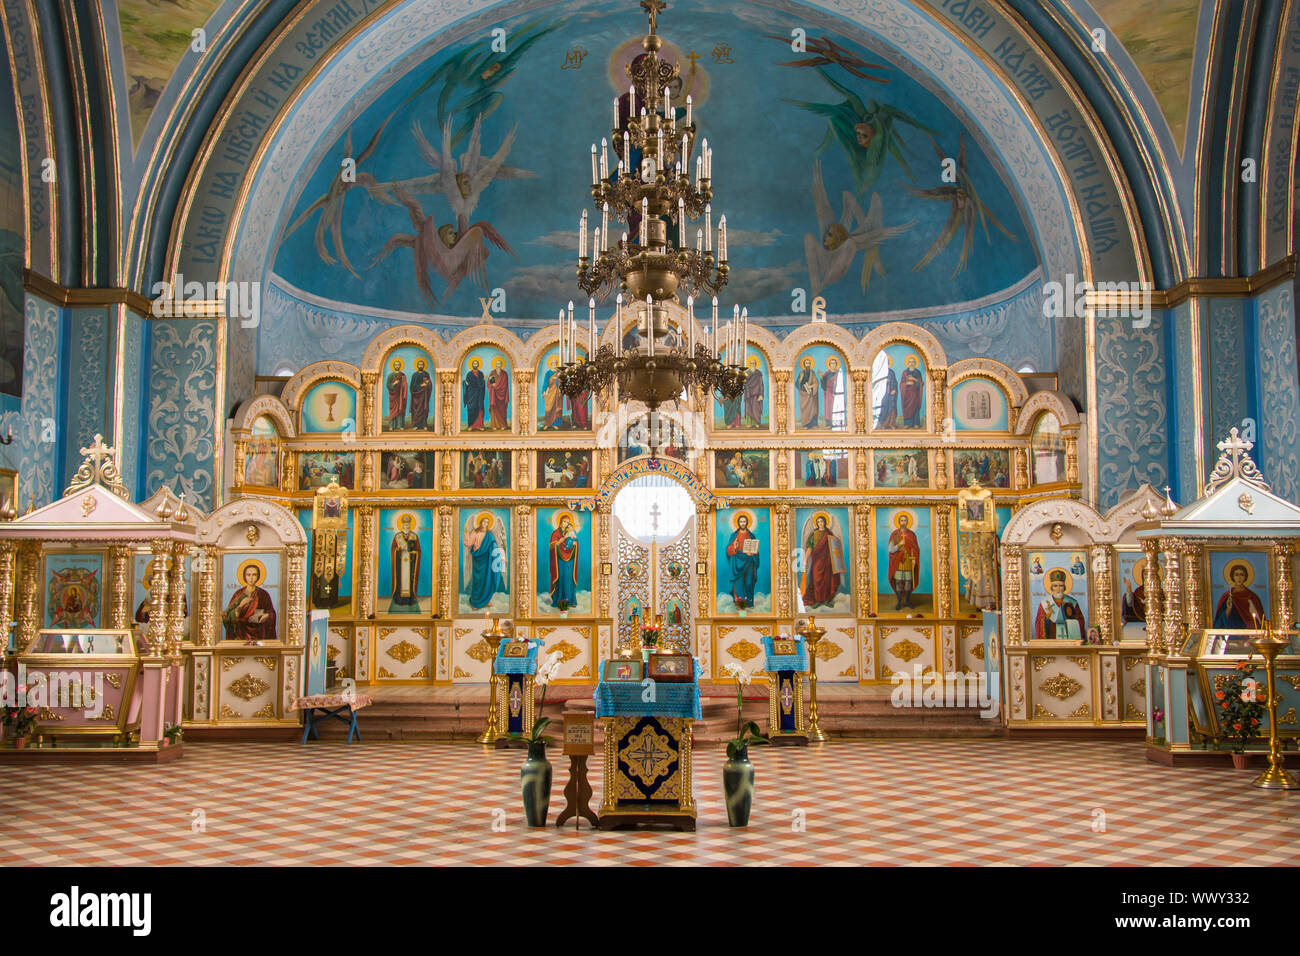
[788,68,937,195]
[281,116,394,277]
[387,19,561,150]
[905,134,1017,278]
[368,181,516,307]
[804,160,914,295]
[763,32,890,82]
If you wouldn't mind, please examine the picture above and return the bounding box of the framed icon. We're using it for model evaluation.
[601,562,613,576]
[603,659,643,682]
[773,639,798,656]
[646,653,694,683]
[696,562,707,576]
[502,640,530,658]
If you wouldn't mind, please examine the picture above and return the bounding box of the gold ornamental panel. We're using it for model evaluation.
[551,639,582,662]
[1039,673,1083,701]
[386,640,421,664]
[466,639,495,663]
[889,639,924,662]
[728,639,761,663]
[228,674,270,702]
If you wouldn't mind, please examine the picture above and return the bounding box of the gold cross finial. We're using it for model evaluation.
[65,433,130,500]
[641,0,666,33]
[1204,426,1271,495]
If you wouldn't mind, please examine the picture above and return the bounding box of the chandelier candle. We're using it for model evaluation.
[558,0,746,426]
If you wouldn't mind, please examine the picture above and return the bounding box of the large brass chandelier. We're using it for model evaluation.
[555,0,749,431]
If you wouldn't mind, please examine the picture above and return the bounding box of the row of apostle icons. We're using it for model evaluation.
[294,342,1036,438]
[281,445,1027,494]
[292,504,1044,622]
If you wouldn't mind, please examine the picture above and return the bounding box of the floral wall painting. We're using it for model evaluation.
[874,506,933,616]
[377,509,434,615]
[795,506,852,614]
[459,507,511,615]
[382,346,435,431]
[714,506,772,614]
[301,381,357,434]
[871,343,926,431]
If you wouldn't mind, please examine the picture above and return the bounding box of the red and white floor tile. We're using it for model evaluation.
[1,740,1296,865]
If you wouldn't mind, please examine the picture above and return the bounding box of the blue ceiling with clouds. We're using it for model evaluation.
[270,0,1040,322]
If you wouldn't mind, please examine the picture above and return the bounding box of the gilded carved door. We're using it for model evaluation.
[612,518,694,655]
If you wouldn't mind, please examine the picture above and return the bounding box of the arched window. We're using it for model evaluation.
[613,475,693,543]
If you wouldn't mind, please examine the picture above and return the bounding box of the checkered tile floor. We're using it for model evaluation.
[2,740,1296,865]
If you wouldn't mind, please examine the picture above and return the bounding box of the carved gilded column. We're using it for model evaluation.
[931,368,947,430]
[148,539,172,658]
[695,503,711,618]
[1182,540,1205,633]
[1091,545,1114,644]
[775,450,789,490]
[1160,536,1184,654]
[851,369,869,435]
[167,542,188,653]
[935,505,952,617]
[356,505,374,618]
[437,505,452,619]
[14,542,41,654]
[854,449,868,490]
[515,505,531,620]
[514,369,534,436]
[438,371,457,435]
[197,545,218,646]
[597,506,611,618]
[1275,543,1294,626]
[774,504,791,618]
[1003,544,1023,645]
[439,450,454,491]
[518,447,531,490]
[360,451,374,492]
[598,448,612,487]
[934,448,948,490]
[772,370,790,433]
[360,371,378,435]
[1139,537,1162,650]
[286,543,306,646]
[854,504,872,616]
[0,541,15,654]
[1013,447,1029,489]
[107,544,132,629]
[281,451,296,493]
[1065,432,1080,484]
[231,439,247,491]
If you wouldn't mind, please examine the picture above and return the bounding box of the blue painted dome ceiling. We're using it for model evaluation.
[269,0,1040,325]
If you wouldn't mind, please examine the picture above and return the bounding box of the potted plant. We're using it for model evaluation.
[721,662,769,827]
[2,688,39,750]
[640,618,662,664]
[1217,661,1266,769]
[162,724,184,748]
[516,650,562,827]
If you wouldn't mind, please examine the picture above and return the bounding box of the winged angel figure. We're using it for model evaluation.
[367,118,526,306]
[804,161,914,295]
[905,134,1016,278]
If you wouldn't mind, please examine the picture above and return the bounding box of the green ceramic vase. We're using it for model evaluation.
[723,745,754,827]
[521,740,552,827]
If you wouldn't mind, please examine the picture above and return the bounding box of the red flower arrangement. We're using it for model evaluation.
[1217,663,1266,754]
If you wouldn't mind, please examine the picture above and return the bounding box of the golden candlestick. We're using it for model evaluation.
[1249,622,1299,790]
[477,617,510,745]
[797,616,827,744]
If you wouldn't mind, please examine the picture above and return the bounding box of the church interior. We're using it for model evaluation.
[2,0,1300,882]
